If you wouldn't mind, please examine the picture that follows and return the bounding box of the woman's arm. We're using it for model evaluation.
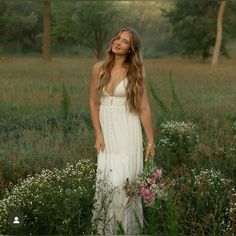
[89,61,106,154]
[139,67,155,160]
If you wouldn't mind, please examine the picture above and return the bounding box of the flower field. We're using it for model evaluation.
[0,56,236,235]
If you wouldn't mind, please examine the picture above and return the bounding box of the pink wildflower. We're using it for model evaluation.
[140,187,151,198]
[154,169,162,180]
[147,177,156,185]
[143,192,154,204]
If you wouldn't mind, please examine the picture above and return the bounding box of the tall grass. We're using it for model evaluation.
[0,56,235,179]
[0,56,236,234]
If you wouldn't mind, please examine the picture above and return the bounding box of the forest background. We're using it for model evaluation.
[1,0,236,60]
[1,0,236,235]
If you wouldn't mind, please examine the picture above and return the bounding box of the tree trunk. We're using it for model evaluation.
[42,0,51,61]
[211,0,227,66]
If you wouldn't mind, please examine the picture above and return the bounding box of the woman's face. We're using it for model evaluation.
[111,30,131,56]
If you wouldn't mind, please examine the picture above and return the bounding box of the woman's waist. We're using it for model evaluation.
[100,96,127,106]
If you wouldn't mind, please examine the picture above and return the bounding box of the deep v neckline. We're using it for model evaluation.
[103,77,127,97]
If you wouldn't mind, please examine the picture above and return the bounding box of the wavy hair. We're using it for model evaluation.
[96,27,144,114]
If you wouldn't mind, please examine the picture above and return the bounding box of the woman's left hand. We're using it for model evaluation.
[145,144,155,162]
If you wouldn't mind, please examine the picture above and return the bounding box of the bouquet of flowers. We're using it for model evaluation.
[123,157,165,207]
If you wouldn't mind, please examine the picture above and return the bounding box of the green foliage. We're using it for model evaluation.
[1,57,236,235]
[0,159,96,235]
[91,170,117,235]
[142,188,178,235]
[59,83,87,144]
[51,1,81,45]
[166,193,178,235]
[163,0,236,59]
[0,0,181,57]
[143,200,160,234]
[52,0,120,58]
[158,120,199,154]
[156,120,199,175]
[116,1,179,58]
[171,168,236,235]
[149,71,185,121]
[148,80,169,114]
[76,1,120,58]
[169,71,184,117]
[116,221,125,235]
[0,0,235,57]
[0,0,42,53]
[0,102,95,200]
[60,82,70,121]
[232,121,236,135]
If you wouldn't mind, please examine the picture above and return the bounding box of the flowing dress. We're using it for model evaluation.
[92,77,144,235]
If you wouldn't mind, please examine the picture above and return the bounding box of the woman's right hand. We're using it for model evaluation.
[94,134,105,154]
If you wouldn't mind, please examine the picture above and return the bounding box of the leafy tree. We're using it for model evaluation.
[116,1,170,36]
[77,1,120,58]
[52,0,120,58]
[163,0,236,59]
[114,1,178,58]
[0,0,42,53]
[51,0,80,45]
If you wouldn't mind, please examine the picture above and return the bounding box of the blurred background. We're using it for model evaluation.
[0,1,236,235]
[0,0,235,60]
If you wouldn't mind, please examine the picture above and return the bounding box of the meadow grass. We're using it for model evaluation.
[0,56,236,178]
[0,55,236,234]
[0,56,235,113]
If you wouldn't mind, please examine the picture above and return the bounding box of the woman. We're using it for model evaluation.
[89,27,155,234]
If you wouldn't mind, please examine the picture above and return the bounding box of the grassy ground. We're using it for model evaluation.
[0,55,235,178]
[0,56,235,115]
[0,55,236,234]
[0,56,235,145]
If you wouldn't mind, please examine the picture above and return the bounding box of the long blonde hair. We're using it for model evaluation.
[96,27,144,114]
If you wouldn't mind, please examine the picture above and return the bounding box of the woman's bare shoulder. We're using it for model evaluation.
[93,60,105,72]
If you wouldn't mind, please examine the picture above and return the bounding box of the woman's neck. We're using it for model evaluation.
[114,54,126,68]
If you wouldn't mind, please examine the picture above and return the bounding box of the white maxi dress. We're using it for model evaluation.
[92,77,144,235]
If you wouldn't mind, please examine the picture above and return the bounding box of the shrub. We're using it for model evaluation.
[232,121,236,135]
[0,159,96,235]
[158,120,199,154]
[170,168,236,235]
